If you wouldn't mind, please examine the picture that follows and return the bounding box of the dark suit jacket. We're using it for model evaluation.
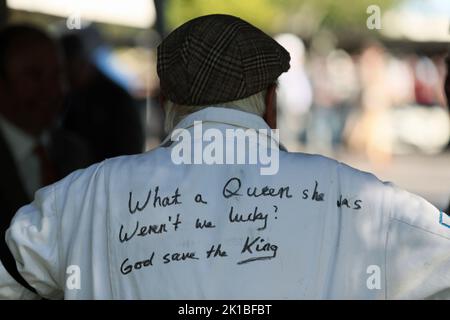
[0,128,92,274]
[63,70,145,164]
[0,132,29,237]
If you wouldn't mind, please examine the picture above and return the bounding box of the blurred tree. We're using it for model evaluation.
[166,0,284,33]
[166,0,397,37]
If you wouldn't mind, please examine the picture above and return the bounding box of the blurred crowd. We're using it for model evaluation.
[0,24,145,245]
[275,33,449,164]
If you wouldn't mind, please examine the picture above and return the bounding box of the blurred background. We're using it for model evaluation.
[1,0,449,209]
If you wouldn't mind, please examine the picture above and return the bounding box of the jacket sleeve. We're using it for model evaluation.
[385,184,450,299]
[0,183,63,299]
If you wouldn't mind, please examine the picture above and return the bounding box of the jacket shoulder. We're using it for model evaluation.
[280,151,384,184]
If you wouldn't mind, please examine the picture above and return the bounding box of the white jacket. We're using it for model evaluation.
[1,107,449,299]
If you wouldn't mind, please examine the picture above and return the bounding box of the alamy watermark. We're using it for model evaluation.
[366,5,382,30]
[366,265,381,290]
[66,265,81,290]
[170,121,280,175]
[66,2,82,30]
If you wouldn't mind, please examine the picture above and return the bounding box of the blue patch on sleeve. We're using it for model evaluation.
[439,210,450,229]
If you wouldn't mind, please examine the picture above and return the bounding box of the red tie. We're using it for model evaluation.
[34,143,58,186]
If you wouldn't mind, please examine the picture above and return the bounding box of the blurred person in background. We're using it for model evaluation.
[322,49,359,150]
[275,33,312,150]
[306,32,339,154]
[346,43,394,165]
[0,24,91,294]
[306,33,358,154]
[60,32,145,164]
[385,55,415,110]
[387,55,450,155]
[414,56,442,107]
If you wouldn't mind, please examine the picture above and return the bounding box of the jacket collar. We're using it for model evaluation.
[160,107,286,151]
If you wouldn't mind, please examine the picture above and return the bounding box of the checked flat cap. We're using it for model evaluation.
[157,14,290,106]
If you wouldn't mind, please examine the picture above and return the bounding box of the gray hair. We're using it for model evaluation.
[163,88,270,133]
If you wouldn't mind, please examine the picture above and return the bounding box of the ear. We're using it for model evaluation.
[263,83,277,129]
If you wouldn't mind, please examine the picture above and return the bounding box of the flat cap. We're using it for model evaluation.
[157,14,290,106]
